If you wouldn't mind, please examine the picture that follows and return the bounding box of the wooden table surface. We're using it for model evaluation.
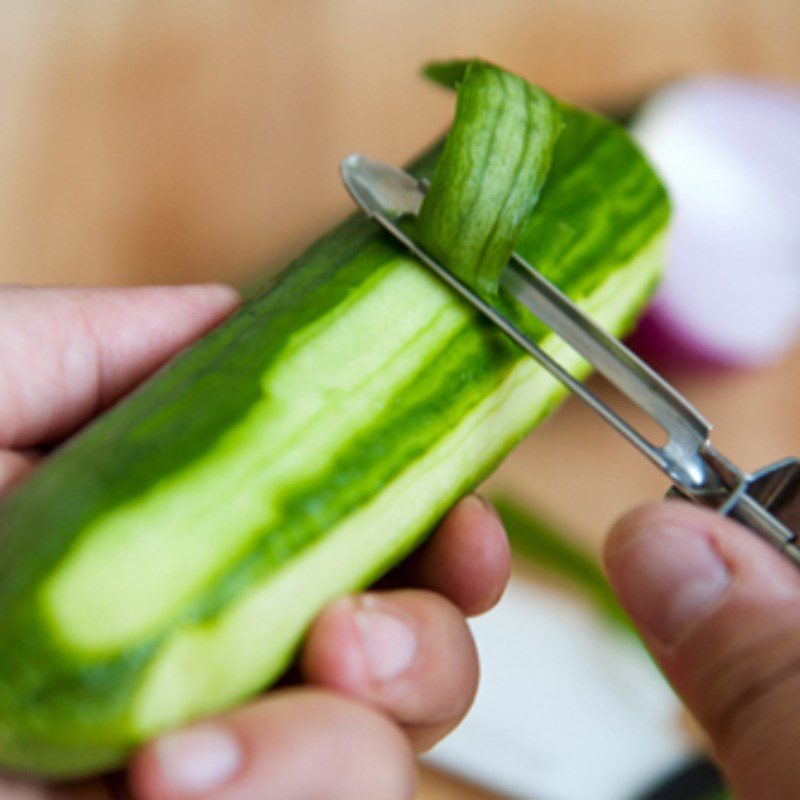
[0,2,797,797]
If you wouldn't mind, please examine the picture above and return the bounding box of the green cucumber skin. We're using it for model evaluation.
[417,62,562,295]
[0,102,668,775]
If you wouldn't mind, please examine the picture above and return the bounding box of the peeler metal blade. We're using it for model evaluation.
[340,154,800,568]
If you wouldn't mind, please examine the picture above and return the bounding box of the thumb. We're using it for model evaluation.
[605,501,800,799]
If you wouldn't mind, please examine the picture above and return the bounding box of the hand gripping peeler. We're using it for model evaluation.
[341,154,800,567]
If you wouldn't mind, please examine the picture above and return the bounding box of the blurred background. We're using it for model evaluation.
[1,2,798,798]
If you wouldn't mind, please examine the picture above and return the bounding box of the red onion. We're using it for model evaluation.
[630,77,800,368]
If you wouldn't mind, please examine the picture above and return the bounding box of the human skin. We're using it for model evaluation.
[6,284,793,799]
[0,285,511,800]
[606,501,800,799]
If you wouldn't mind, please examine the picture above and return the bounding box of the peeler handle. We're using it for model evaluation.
[667,457,800,567]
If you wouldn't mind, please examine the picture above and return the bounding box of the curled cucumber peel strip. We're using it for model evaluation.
[417,60,563,297]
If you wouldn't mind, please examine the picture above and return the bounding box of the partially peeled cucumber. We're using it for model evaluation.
[0,60,669,777]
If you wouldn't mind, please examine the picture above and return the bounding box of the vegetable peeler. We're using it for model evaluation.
[340,153,800,567]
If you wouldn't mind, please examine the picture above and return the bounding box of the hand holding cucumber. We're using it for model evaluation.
[0,285,510,799]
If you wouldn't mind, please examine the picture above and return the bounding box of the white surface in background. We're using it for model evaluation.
[426,577,693,800]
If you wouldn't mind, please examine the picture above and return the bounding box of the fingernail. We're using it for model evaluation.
[465,492,499,519]
[356,596,418,682]
[156,725,242,793]
[615,523,731,645]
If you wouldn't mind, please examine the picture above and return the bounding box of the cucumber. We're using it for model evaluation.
[0,60,669,778]
[417,61,562,296]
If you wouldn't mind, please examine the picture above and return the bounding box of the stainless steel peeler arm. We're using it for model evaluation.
[340,154,800,568]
